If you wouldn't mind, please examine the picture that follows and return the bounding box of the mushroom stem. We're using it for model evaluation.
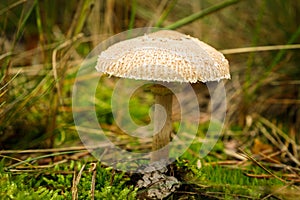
[151,85,173,162]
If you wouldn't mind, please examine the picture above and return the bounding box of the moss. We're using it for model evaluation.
[0,160,137,200]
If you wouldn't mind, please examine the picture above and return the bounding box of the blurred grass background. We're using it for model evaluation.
[0,0,299,198]
[1,0,299,149]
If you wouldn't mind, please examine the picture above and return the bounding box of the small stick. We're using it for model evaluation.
[89,163,97,200]
[238,148,287,184]
[261,182,295,200]
[72,164,86,200]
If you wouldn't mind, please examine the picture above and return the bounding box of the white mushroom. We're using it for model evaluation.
[96,30,230,162]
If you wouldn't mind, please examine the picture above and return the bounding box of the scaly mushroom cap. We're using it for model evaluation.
[96,30,230,83]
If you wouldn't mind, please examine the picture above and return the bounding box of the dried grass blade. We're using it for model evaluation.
[6,150,84,169]
[89,163,97,200]
[238,148,287,184]
[52,33,84,105]
[221,44,300,55]
[257,115,300,166]
[72,163,86,200]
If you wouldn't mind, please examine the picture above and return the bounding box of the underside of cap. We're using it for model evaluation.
[96,30,230,83]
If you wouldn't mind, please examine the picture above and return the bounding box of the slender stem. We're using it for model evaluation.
[151,85,173,162]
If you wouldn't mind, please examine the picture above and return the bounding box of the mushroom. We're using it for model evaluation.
[96,30,230,162]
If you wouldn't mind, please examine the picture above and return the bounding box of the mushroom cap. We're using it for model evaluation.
[96,30,230,83]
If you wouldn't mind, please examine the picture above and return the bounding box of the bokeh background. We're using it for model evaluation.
[1,0,299,149]
[0,0,299,198]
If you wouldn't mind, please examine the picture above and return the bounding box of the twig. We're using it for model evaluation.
[261,182,295,200]
[72,164,86,200]
[7,169,74,174]
[72,171,77,200]
[245,173,300,181]
[206,160,247,166]
[223,149,248,161]
[0,142,124,154]
[257,151,281,164]
[10,159,68,170]
[6,150,85,169]
[0,146,87,154]
[89,163,97,200]
[256,115,300,166]
[258,115,297,147]
[256,121,288,150]
[206,191,254,200]
[238,148,287,184]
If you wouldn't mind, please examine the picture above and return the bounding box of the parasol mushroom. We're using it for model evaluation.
[96,30,230,162]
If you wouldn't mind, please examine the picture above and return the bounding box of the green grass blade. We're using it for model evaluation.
[269,25,300,70]
[67,0,94,38]
[74,0,94,36]
[253,25,300,92]
[165,0,243,30]
[34,0,44,44]
[155,0,178,28]
[128,0,137,30]
[14,0,36,46]
[245,0,265,91]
